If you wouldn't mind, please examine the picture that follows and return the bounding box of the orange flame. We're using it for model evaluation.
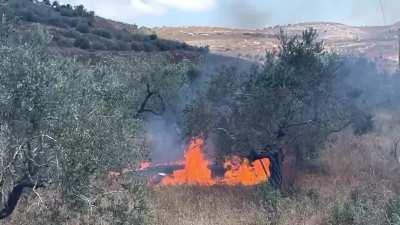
[222,157,271,186]
[160,137,271,186]
[161,138,215,185]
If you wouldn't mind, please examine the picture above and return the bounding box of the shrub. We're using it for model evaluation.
[131,33,148,42]
[143,41,157,52]
[62,29,79,38]
[92,28,112,39]
[149,34,158,40]
[53,35,74,47]
[65,17,78,27]
[154,39,171,51]
[131,41,144,51]
[115,30,133,42]
[74,37,90,49]
[76,22,89,33]
[47,16,68,28]
[113,40,130,51]
[19,10,38,22]
[91,40,106,50]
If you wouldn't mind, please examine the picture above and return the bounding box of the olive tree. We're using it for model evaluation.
[184,28,370,162]
[0,24,191,220]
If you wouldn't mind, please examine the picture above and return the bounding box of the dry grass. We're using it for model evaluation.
[148,110,400,225]
[149,186,267,225]
[3,110,400,225]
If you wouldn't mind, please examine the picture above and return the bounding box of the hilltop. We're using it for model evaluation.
[156,22,400,69]
[0,0,206,56]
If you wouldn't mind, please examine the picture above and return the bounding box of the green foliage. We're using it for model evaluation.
[59,4,75,17]
[76,21,89,33]
[92,28,112,39]
[183,28,365,162]
[0,24,192,218]
[74,36,90,49]
[2,0,201,52]
[386,196,400,225]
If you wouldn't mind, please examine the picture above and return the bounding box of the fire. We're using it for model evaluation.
[159,137,271,186]
[222,157,271,186]
[161,138,215,185]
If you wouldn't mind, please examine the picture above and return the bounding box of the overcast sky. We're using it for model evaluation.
[59,0,400,28]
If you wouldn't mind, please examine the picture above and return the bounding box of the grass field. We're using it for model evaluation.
[148,110,400,225]
[3,111,400,225]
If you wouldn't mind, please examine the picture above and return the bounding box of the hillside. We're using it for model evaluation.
[0,0,206,55]
[156,22,400,69]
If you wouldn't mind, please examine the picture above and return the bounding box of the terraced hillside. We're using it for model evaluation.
[156,22,400,69]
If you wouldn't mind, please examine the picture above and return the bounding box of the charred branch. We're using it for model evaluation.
[134,83,166,118]
[0,178,46,220]
[249,147,284,189]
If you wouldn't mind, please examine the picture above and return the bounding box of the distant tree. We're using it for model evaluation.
[42,0,51,6]
[74,4,86,17]
[52,1,59,9]
[75,21,89,33]
[149,34,158,40]
[19,10,37,22]
[59,4,74,17]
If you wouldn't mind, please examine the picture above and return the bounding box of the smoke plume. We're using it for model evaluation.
[221,0,270,29]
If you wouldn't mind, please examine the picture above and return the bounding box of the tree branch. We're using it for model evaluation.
[134,83,166,118]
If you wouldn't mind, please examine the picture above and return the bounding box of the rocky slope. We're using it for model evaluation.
[156,22,400,69]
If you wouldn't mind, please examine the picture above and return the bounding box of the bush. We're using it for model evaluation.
[52,33,74,47]
[113,40,130,51]
[131,41,144,51]
[91,40,106,50]
[76,22,89,33]
[92,28,112,39]
[142,41,157,52]
[65,17,78,27]
[149,34,158,40]
[115,30,133,42]
[74,37,90,49]
[19,10,38,22]
[48,16,68,28]
[62,29,79,38]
